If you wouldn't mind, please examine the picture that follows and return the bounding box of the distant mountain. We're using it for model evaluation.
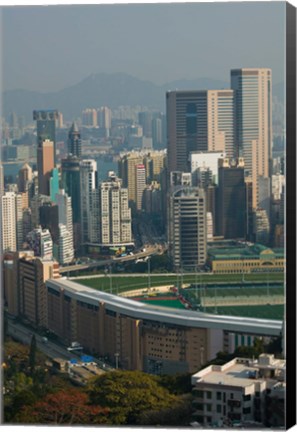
[2,73,284,123]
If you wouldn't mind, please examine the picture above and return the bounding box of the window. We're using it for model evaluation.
[193,389,204,398]
[216,392,222,400]
[230,393,234,400]
[206,391,212,399]
[217,405,222,413]
[243,394,251,402]
[243,407,251,414]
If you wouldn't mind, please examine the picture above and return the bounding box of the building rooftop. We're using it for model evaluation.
[192,355,286,389]
[46,278,282,337]
[208,243,284,260]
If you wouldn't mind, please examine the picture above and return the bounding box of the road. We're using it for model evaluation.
[6,319,113,372]
[60,244,162,274]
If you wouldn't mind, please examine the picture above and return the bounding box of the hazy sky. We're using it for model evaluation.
[2,2,286,92]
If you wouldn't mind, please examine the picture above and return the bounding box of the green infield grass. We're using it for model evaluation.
[204,304,284,320]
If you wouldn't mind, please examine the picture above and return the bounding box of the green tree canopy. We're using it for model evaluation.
[87,370,177,425]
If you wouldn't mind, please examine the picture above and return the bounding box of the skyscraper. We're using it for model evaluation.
[100,174,132,245]
[37,139,55,196]
[61,155,81,223]
[231,68,272,208]
[2,192,17,251]
[80,159,99,243]
[33,110,59,163]
[67,122,82,157]
[135,164,146,211]
[216,157,247,239]
[168,186,206,270]
[166,90,234,173]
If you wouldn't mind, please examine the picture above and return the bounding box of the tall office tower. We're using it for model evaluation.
[39,202,60,244]
[231,68,272,208]
[138,111,153,137]
[57,112,64,128]
[272,174,286,200]
[258,176,271,222]
[18,163,32,191]
[82,108,98,127]
[33,110,59,163]
[118,152,144,204]
[23,208,32,242]
[206,212,214,241]
[100,174,132,245]
[61,155,81,223]
[152,117,163,148]
[97,106,112,137]
[27,226,53,260]
[135,164,146,211]
[80,159,99,243]
[216,158,246,240]
[55,190,74,263]
[143,150,166,182]
[15,193,24,250]
[166,90,234,173]
[37,139,55,196]
[245,177,254,241]
[0,164,4,197]
[1,192,24,251]
[58,224,74,264]
[190,151,226,185]
[30,194,52,228]
[253,209,270,245]
[67,122,82,157]
[143,182,162,215]
[168,186,206,270]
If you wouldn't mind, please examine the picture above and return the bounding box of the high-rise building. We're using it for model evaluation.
[3,250,60,326]
[135,164,146,211]
[37,139,55,196]
[55,190,74,263]
[231,68,272,208]
[26,226,53,260]
[1,192,24,251]
[168,186,206,270]
[216,158,246,239]
[253,208,270,245]
[82,108,98,127]
[97,106,112,137]
[33,110,59,163]
[100,174,132,245]
[138,111,153,137]
[18,163,33,193]
[80,159,99,243]
[0,164,4,197]
[67,122,82,158]
[166,90,234,173]
[190,151,226,185]
[118,151,144,204]
[61,155,81,223]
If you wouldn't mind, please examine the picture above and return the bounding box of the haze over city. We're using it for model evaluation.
[2,2,285,92]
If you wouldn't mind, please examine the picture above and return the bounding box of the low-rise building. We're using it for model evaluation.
[191,354,285,428]
[207,242,284,274]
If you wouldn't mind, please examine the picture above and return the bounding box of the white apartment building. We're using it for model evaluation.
[2,192,17,251]
[55,190,74,264]
[100,174,132,246]
[191,354,285,428]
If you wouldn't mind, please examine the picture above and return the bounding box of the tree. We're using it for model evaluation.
[29,335,37,374]
[15,389,109,425]
[87,370,177,425]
